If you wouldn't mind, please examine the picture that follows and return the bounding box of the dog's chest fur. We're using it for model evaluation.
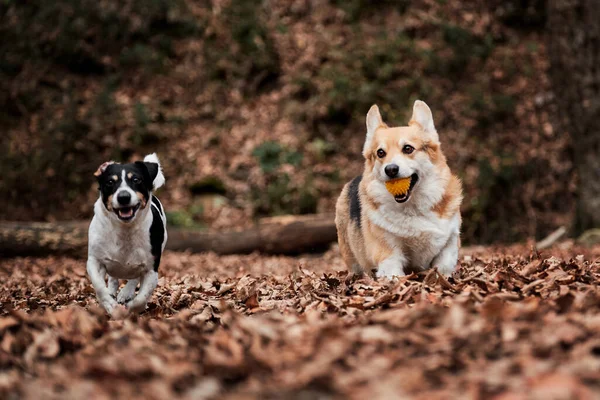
[371,205,459,270]
[89,201,155,279]
[97,230,153,279]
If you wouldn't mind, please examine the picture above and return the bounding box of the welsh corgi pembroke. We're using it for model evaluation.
[335,100,462,278]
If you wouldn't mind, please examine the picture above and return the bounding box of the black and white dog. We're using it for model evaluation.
[87,153,167,317]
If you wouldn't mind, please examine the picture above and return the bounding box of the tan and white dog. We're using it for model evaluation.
[335,100,462,278]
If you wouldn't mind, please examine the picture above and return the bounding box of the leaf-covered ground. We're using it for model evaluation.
[2,244,600,399]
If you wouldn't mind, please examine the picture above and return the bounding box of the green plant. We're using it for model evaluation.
[310,139,337,161]
[134,102,150,134]
[165,210,196,229]
[252,141,303,173]
[0,0,198,76]
[466,82,517,130]
[251,174,318,216]
[425,24,495,75]
[203,1,280,97]
[250,141,316,216]
[291,32,429,134]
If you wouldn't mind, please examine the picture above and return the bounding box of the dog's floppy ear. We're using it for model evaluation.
[363,105,387,156]
[94,161,114,179]
[135,161,154,190]
[409,100,438,142]
[141,153,165,190]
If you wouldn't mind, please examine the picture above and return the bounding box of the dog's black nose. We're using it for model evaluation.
[117,191,131,205]
[385,164,399,178]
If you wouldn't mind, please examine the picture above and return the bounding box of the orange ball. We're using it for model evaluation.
[385,177,411,196]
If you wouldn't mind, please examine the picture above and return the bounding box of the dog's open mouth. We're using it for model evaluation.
[114,204,141,221]
[391,173,419,203]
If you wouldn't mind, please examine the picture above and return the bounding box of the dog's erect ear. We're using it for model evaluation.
[364,105,387,156]
[366,104,384,134]
[94,161,114,178]
[409,100,438,141]
[142,153,165,190]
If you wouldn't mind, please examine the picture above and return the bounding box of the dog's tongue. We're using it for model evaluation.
[118,208,133,218]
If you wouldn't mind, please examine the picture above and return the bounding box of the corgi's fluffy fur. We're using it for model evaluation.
[335,101,462,278]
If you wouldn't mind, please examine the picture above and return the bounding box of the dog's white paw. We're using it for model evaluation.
[101,297,119,315]
[435,262,457,277]
[117,286,136,304]
[110,304,129,320]
[376,257,406,279]
[126,300,147,314]
[433,251,458,277]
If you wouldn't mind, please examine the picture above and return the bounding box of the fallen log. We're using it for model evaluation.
[0,214,338,258]
[535,226,567,250]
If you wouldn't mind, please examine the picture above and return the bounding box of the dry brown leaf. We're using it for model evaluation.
[2,242,600,398]
[24,330,60,366]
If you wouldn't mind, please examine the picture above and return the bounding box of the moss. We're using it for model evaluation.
[165,210,200,229]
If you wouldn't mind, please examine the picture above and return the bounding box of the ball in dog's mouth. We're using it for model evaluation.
[386,173,419,203]
[114,204,141,221]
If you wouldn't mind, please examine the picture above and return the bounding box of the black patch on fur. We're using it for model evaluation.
[151,196,164,217]
[348,175,362,228]
[133,161,153,200]
[149,197,165,272]
[97,163,121,208]
[144,162,159,184]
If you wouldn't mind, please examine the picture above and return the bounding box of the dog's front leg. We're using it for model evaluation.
[432,232,459,276]
[108,277,119,298]
[117,279,139,304]
[126,270,158,314]
[87,257,118,314]
[376,252,407,278]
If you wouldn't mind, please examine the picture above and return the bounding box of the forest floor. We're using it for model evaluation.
[1,243,600,399]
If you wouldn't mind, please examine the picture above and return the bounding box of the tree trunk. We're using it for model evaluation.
[0,214,337,258]
[548,0,600,234]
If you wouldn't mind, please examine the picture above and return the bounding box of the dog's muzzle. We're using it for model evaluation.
[389,173,419,203]
[113,190,141,222]
[114,204,141,221]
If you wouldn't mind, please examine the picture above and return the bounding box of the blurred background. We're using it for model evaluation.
[0,0,595,245]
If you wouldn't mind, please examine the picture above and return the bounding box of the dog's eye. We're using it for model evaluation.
[402,145,415,154]
[106,180,115,186]
[376,149,386,158]
[132,176,141,184]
